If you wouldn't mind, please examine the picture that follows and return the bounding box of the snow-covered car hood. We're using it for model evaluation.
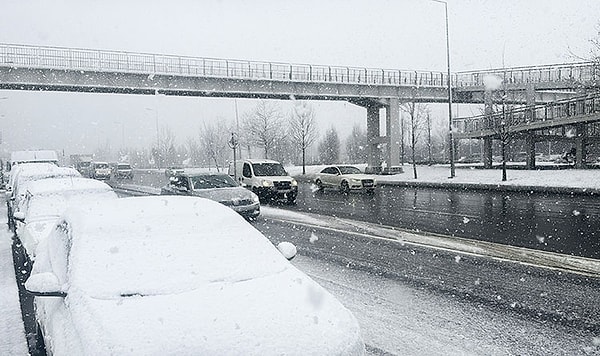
[65,267,364,355]
[190,186,257,202]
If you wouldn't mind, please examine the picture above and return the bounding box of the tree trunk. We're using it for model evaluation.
[302,145,306,175]
[501,140,507,182]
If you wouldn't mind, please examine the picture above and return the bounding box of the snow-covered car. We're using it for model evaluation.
[13,177,117,261]
[90,161,112,180]
[112,163,133,179]
[315,165,376,193]
[25,196,365,355]
[161,172,260,219]
[6,163,81,225]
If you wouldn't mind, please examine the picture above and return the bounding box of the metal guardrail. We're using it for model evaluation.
[454,62,599,88]
[454,92,600,135]
[1,43,598,89]
[0,43,447,87]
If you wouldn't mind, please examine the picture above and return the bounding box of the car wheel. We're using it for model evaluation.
[315,179,324,191]
[340,181,350,194]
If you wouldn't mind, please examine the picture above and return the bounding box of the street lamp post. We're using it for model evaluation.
[431,0,455,178]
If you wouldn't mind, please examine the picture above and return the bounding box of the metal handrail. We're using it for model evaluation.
[2,43,598,89]
[454,92,600,134]
[0,43,447,88]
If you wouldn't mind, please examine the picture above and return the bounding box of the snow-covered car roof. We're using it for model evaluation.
[31,196,363,354]
[17,177,117,260]
[22,176,114,196]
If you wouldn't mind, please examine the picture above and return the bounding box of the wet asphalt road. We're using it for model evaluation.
[284,182,600,259]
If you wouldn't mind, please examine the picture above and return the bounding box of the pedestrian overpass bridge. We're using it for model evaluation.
[1,43,599,170]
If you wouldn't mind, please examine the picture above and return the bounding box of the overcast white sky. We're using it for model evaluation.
[1,0,599,157]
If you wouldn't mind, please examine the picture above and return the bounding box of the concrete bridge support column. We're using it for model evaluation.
[385,98,401,170]
[484,89,493,129]
[575,123,587,169]
[366,105,381,172]
[525,132,536,169]
[483,137,493,168]
[525,84,536,122]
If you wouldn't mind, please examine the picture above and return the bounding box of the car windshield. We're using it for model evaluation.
[95,163,109,169]
[338,166,362,175]
[117,164,131,169]
[190,174,238,189]
[252,163,288,176]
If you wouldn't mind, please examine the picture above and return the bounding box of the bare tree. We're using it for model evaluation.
[289,102,319,174]
[243,100,285,159]
[319,126,340,164]
[346,124,368,164]
[401,102,429,179]
[425,111,433,165]
[152,125,177,168]
[199,118,231,171]
[185,136,204,167]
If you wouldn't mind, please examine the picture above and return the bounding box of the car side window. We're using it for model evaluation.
[243,163,252,178]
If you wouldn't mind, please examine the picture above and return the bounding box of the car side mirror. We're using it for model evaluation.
[277,242,297,261]
[13,211,25,222]
[25,272,67,297]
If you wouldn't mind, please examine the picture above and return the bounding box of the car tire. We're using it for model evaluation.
[315,179,324,191]
[340,181,350,194]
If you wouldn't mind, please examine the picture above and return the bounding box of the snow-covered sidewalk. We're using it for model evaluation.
[0,216,28,355]
[288,164,600,192]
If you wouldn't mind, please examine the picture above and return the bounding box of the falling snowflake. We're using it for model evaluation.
[572,210,581,216]
[454,255,461,263]
[462,217,470,224]
[536,235,545,244]
[309,232,319,243]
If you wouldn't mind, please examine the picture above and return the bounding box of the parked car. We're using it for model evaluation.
[161,171,260,219]
[112,163,133,179]
[315,165,376,193]
[90,162,112,180]
[228,159,298,204]
[13,177,117,260]
[25,196,365,355]
[6,163,81,226]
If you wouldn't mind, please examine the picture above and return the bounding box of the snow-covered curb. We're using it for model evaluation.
[261,206,600,277]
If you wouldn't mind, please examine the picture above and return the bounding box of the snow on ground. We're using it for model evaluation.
[286,164,600,190]
[0,204,28,355]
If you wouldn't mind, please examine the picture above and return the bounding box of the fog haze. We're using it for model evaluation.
[0,0,598,158]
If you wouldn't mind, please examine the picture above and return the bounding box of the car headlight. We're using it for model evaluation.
[351,178,361,183]
[291,178,298,186]
[262,179,273,187]
[251,193,260,203]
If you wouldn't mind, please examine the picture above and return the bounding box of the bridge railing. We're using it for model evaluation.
[454,93,600,135]
[0,43,449,88]
[454,62,599,88]
[2,43,598,90]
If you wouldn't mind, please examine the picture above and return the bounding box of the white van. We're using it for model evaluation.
[229,159,298,204]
